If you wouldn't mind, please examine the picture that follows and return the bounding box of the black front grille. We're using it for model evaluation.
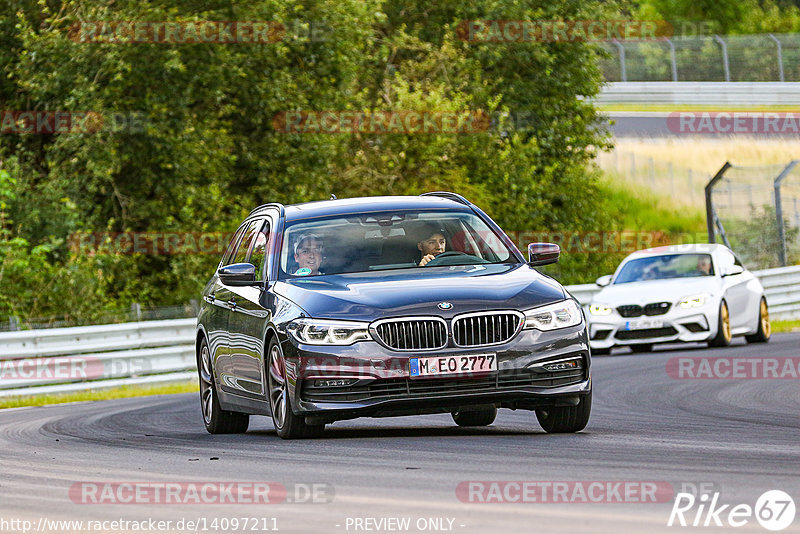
[644,302,671,316]
[615,327,678,340]
[452,312,522,347]
[301,368,586,403]
[617,305,643,318]
[373,319,447,351]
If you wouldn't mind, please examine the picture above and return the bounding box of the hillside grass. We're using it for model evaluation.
[0,380,197,409]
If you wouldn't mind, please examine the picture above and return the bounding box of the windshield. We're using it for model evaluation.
[279,210,516,278]
[614,254,714,284]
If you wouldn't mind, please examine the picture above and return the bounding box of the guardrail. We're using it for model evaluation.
[1,265,798,398]
[598,82,800,106]
[0,318,196,398]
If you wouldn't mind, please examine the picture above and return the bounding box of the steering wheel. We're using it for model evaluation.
[424,251,468,266]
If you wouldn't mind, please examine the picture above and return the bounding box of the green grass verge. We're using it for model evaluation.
[772,320,800,333]
[0,380,198,409]
[597,103,800,113]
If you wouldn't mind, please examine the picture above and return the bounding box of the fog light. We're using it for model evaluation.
[313,378,357,388]
[541,358,583,372]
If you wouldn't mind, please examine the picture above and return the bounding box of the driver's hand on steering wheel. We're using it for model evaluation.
[419,254,436,266]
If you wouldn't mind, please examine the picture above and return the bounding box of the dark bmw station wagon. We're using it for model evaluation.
[196,192,591,439]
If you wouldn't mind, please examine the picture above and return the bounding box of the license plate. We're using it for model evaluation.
[625,319,664,330]
[409,354,497,378]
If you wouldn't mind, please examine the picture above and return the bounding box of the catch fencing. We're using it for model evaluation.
[597,33,800,82]
[706,161,800,269]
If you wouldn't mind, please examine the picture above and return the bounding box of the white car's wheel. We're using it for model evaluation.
[745,298,771,343]
[708,300,732,348]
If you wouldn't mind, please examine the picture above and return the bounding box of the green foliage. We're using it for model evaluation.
[632,0,800,34]
[1,0,647,325]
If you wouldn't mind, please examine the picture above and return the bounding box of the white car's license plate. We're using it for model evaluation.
[625,319,664,330]
[409,354,497,378]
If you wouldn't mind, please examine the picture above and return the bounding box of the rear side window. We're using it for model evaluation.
[249,220,271,281]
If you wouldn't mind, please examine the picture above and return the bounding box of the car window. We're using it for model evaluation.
[614,253,714,284]
[221,224,248,267]
[233,219,263,265]
[279,210,516,278]
[248,220,271,281]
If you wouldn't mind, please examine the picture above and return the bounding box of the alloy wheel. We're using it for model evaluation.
[268,344,288,430]
[199,344,214,424]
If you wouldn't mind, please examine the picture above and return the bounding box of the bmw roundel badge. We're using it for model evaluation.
[438,302,453,311]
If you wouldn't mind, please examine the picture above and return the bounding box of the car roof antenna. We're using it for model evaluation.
[330,193,337,200]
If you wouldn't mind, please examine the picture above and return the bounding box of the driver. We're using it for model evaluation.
[695,256,712,275]
[415,224,447,266]
[293,233,323,275]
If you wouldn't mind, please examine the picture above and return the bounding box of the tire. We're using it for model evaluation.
[708,300,732,348]
[745,297,771,343]
[452,405,497,427]
[591,347,611,356]
[267,338,325,439]
[536,391,592,433]
[198,338,249,434]
[629,344,653,353]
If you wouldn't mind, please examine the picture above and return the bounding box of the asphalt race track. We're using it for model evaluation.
[1,334,799,534]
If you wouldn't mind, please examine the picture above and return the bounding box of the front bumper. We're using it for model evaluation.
[281,324,591,421]
[587,302,718,348]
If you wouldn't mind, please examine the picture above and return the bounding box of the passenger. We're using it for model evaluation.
[293,233,323,275]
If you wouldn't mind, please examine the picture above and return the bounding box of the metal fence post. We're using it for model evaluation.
[611,39,627,82]
[132,302,142,322]
[666,38,678,81]
[774,160,799,266]
[768,34,785,82]
[713,35,730,82]
[706,162,732,243]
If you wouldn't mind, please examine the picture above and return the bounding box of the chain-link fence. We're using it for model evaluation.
[597,149,712,208]
[707,161,800,269]
[597,33,800,82]
[0,301,199,332]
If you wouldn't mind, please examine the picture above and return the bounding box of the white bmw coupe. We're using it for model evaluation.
[586,244,770,354]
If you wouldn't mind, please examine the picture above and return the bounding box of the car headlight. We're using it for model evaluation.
[677,294,710,309]
[524,299,583,331]
[287,318,371,345]
[589,303,613,316]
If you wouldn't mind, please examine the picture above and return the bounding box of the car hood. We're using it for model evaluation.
[272,264,566,321]
[593,277,719,305]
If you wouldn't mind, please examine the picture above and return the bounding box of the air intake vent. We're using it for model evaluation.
[372,318,447,351]
[452,312,523,347]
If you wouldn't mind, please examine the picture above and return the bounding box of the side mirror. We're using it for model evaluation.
[721,265,745,277]
[595,274,612,287]
[528,243,560,266]
[218,263,257,286]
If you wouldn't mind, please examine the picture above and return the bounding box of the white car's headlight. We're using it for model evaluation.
[287,318,371,345]
[524,299,583,331]
[589,303,613,316]
[677,294,710,309]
